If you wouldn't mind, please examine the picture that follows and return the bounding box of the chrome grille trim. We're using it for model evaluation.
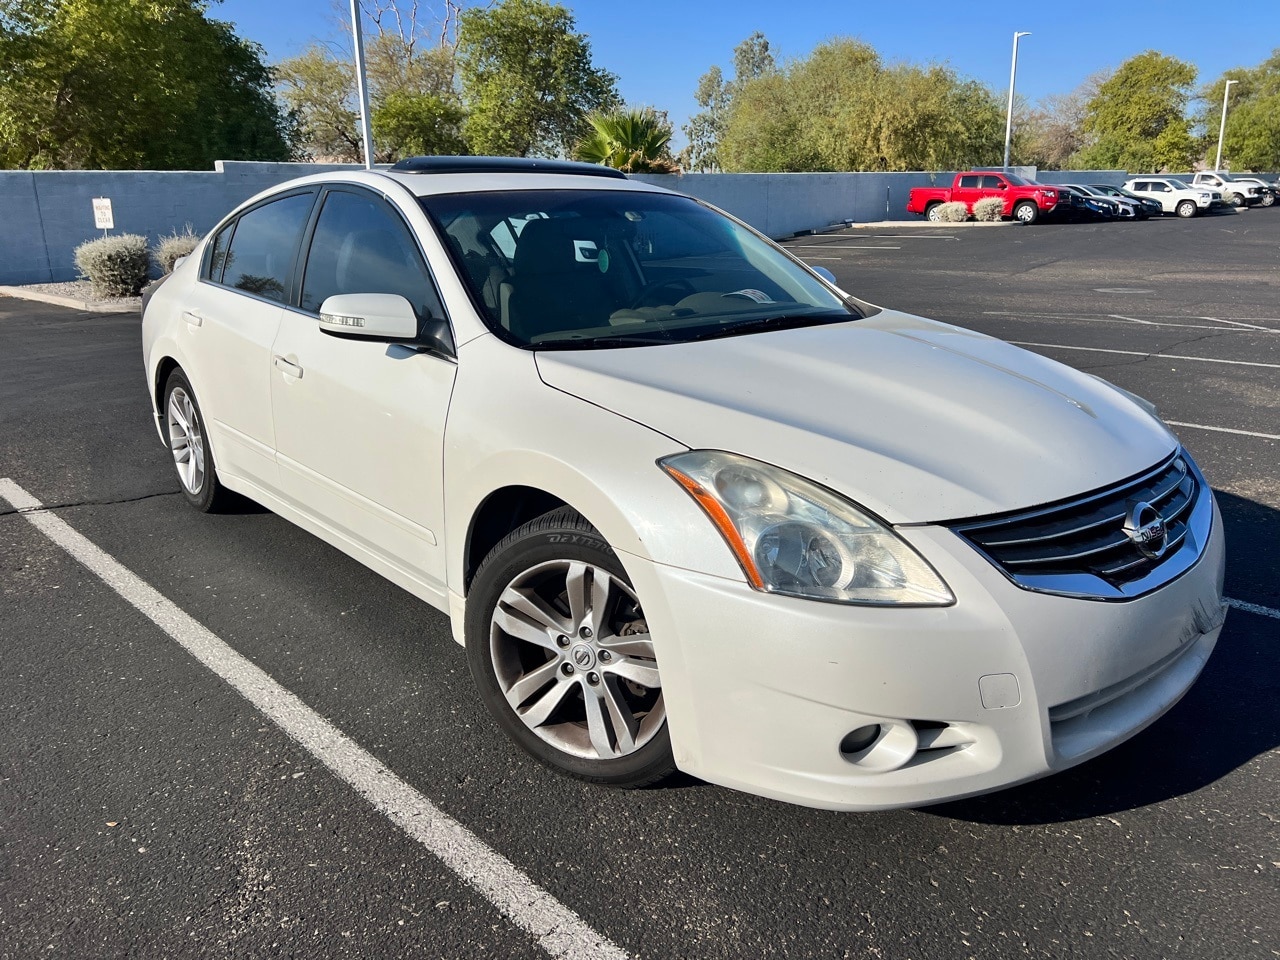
[947,450,1214,601]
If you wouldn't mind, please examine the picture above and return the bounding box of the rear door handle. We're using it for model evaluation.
[273,355,304,379]
[182,310,202,327]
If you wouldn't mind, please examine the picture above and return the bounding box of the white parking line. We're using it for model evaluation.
[787,244,902,251]
[984,311,1280,333]
[1008,340,1280,370]
[1162,421,1280,441]
[0,478,629,960]
[1226,598,1280,621]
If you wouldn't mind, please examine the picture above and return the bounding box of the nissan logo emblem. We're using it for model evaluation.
[573,647,593,667]
[1123,501,1168,559]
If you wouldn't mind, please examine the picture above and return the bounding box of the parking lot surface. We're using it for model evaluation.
[2,209,1277,959]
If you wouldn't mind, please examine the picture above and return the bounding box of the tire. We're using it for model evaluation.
[925,202,943,222]
[1013,201,1039,225]
[465,507,675,788]
[1259,193,1275,208]
[162,369,230,512]
[1176,199,1198,218]
[1227,192,1244,208]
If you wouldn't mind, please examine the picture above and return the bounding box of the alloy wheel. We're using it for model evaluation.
[166,386,205,495]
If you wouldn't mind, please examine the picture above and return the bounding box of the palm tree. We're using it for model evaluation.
[574,107,680,173]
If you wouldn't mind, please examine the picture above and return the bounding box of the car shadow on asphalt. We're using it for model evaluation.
[927,488,1278,825]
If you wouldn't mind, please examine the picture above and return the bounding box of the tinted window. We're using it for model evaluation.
[205,223,233,283]
[300,190,442,322]
[958,175,980,188]
[980,175,1005,189]
[221,193,313,302]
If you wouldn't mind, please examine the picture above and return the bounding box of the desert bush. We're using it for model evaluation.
[153,224,201,274]
[935,201,970,222]
[73,234,149,298]
[972,197,1006,221]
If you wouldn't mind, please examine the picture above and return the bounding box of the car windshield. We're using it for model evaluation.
[1002,173,1032,186]
[420,189,859,349]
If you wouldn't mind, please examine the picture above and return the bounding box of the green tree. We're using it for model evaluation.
[719,38,1003,172]
[277,1,462,162]
[0,0,294,169]
[682,32,776,172]
[1201,51,1280,170]
[573,107,678,173]
[456,0,618,157]
[1074,51,1197,171]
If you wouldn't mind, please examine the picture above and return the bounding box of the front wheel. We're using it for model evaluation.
[1013,201,1039,225]
[465,507,675,787]
[1176,199,1198,218]
[1227,192,1244,208]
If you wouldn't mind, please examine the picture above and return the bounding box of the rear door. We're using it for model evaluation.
[181,190,316,494]
[269,185,456,598]
[953,174,983,208]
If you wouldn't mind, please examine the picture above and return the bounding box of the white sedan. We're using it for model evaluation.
[142,159,1226,810]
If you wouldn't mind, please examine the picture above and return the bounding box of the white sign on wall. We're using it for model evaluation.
[92,197,114,230]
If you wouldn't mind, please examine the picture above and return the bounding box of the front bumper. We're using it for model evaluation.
[626,498,1226,811]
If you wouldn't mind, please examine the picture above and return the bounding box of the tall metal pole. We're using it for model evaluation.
[350,0,375,169]
[1003,32,1031,170]
[1214,79,1239,172]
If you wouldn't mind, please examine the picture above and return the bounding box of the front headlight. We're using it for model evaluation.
[659,451,953,606]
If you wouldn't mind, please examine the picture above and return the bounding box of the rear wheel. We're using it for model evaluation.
[1176,199,1198,218]
[465,507,675,788]
[925,202,943,222]
[163,370,231,513]
[1013,201,1039,225]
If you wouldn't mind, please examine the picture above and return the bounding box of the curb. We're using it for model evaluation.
[0,286,140,314]
[842,220,1018,230]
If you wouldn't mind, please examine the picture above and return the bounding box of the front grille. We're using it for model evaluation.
[949,451,1206,600]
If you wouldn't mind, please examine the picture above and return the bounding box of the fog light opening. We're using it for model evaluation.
[839,725,882,756]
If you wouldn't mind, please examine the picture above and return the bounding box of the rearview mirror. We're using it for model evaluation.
[319,293,419,340]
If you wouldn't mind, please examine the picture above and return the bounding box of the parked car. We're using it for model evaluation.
[1123,177,1218,217]
[141,157,1226,812]
[1227,176,1276,207]
[1088,184,1164,218]
[1055,185,1125,221]
[1066,184,1146,219]
[907,171,1063,224]
[1190,172,1265,207]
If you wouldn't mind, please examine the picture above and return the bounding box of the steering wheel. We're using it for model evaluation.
[629,278,697,309]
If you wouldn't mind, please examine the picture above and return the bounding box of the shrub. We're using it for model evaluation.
[153,224,201,274]
[935,201,970,222]
[73,233,149,298]
[973,197,1006,222]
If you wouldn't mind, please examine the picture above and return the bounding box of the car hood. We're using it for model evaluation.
[534,310,1177,523]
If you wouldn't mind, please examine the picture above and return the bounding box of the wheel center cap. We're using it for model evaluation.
[570,644,596,670]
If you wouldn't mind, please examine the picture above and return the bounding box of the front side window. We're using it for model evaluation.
[220,192,314,302]
[420,190,860,349]
[300,189,443,323]
[981,175,1006,189]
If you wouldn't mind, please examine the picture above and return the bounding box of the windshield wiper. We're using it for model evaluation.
[684,313,845,343]
[530,334,675,350]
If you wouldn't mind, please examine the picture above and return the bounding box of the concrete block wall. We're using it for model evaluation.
[0,161,358,284]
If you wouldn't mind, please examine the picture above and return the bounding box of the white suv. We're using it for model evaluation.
[1123,177,1218,217]
[141,157,1225,811]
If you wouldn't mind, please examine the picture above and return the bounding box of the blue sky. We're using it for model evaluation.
[214,0,1277,147]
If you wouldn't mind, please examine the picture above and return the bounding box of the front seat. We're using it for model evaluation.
[506,218,622,342]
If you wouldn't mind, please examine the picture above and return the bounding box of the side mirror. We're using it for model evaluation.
[319,293,419,340]
[811,265,838,286]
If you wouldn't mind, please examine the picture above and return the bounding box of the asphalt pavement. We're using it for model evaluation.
[2,207,1277,959]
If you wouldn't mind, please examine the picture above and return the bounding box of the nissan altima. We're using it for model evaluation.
[141,157,1226,810]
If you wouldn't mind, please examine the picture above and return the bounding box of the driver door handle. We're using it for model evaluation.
[273,355,304,379]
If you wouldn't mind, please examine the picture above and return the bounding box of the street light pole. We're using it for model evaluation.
[350,0,375,170]
[1003,31,1032,171]
[1214,79,1239,172]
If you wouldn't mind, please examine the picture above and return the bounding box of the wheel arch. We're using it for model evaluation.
[462,485,571,594]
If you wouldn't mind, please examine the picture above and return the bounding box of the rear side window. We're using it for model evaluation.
[299,189,443,322]
[220,193,314,303]
[958,175,980,188]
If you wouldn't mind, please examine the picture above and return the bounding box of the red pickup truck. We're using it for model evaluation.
[907,171,1062,224]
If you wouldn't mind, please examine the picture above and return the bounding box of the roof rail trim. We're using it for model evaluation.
[388,156,627,180]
